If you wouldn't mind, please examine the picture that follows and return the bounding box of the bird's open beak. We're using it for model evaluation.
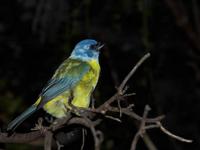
[97,42,104,51]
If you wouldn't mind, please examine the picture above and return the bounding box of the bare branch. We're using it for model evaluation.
[44,131,53,150]
[130,131,140,150]
[0,131,44,143]
[80,129,86,150]
[130,105,151,150]
[98,53,151,111]
[157,122,193,143]
[118,53,151,93]
[105,115,121,122]
[142,134,158,150]
[67,117,103,150]
[108,106,165,123]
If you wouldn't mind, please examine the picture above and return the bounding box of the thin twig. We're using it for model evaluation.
[105,115,121,122]
[131,131,140,150]
[117,98,122,117]
[123,93,136,97]
[98,53,151,111]
[108,106,165,123]
[67,117,102,150]
[144,124,160,130]
[81,129,86,150]
[157,122,193,143]
[130,105,151,150]
[56,141,64,150]
[118,53,151,93]
[142,134,158,150]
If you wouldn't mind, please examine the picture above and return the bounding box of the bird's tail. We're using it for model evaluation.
[7,105,37,131]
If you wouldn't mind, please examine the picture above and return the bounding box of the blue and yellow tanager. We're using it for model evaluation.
[7,39,103,131]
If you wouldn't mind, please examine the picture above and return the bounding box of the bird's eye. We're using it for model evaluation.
[90,44,97,49]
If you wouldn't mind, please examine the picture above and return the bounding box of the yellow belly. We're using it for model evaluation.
[41,60,100,118]
[42,92,70,118]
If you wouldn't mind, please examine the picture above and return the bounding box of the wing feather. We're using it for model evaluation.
[38,59,90,107]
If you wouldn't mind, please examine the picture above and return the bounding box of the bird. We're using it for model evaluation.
[7,39,103,131]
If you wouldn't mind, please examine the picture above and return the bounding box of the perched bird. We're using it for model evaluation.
[7,39,103,131]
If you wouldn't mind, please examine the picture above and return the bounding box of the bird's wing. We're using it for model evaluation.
[38,58,90,107]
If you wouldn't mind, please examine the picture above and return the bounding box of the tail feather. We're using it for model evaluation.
[7,105,37,131]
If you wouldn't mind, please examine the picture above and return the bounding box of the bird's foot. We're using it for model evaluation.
[31,118,47,134]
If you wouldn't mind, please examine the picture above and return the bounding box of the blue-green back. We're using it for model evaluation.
[39,58,90,106]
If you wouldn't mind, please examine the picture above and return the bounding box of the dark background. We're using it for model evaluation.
[0,0,200,149]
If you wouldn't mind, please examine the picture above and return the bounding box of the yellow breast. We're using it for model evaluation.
[72,59,100,108]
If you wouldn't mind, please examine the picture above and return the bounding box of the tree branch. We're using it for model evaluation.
[130,105,151,150]
[1,52,192,150]
[0,131,44,143]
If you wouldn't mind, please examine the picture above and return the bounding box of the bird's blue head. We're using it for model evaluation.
[70,39,104,61]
